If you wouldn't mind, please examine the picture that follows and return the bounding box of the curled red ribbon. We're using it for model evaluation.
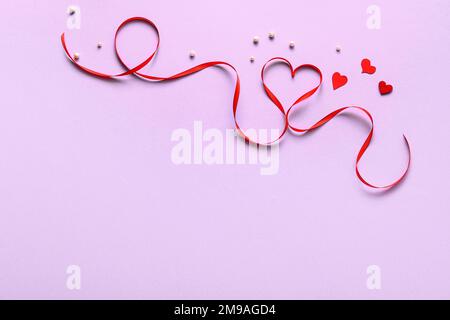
[61,16,411,189]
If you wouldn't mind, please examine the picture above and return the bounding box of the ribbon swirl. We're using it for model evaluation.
[61,16,411,189]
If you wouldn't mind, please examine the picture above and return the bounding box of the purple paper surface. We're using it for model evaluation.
[0,0,449,299]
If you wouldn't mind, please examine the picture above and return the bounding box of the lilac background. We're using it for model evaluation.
[0,0,449,299]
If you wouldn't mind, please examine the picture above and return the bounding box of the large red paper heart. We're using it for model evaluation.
[361,58,376,74]
[332,72,348,90]
[379,81,393,95]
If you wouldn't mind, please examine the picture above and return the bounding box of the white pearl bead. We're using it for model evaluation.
[268,32,275,40]
[253,36,260,45]
[73,52,80,60]
[336,46,341,53]
[289,41,295,49]
[250,56,255,63]
[97,42,103,49]
[68,6,76,15]
[189,50,196,59]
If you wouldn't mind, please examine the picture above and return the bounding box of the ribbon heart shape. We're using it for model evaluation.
[260,58,323,134]
[61,16,411,190]
[259,58,410,188]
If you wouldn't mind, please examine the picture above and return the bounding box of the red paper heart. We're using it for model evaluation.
[332,72,348,90]
[379,81,393,95]
[361,58,376,74]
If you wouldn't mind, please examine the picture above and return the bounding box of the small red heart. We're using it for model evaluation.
[361,58,376,74]
[379,81,393,95]
[332,72,348,90]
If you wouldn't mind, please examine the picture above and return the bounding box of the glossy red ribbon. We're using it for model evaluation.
[61,16,411,189]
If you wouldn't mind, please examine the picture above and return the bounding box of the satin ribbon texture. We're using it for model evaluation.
[61,16,411,189]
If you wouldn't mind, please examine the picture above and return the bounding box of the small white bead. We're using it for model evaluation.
[73,52,80,60]
[67,6,76,15]
[250,56,255,63]
[268,32,275,40]
[97,42,103,49]
[253,36,260,45]
[336,45,341,53]
[189,50,196,59]
[289,41,295,49]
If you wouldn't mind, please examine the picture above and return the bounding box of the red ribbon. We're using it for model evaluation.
[61,16,411,189]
